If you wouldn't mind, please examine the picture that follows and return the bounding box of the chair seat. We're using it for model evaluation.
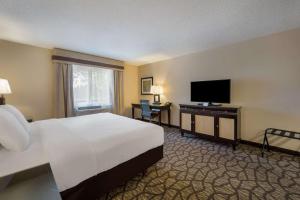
[140,100,161,125]
[142,112,159,118]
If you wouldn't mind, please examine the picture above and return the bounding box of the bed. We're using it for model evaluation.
[0,112,164,200]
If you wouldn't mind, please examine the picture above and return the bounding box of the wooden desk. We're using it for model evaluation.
[132,103,171,126]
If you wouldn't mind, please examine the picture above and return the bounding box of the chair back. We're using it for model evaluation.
[140,100,151,117]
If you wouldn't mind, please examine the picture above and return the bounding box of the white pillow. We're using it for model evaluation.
[0,105,30,133]
[0,109,30,151]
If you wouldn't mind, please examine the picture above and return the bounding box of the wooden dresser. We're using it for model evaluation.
[179,104,241,149]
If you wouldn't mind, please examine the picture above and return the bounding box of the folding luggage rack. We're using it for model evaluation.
[261,128,300,157]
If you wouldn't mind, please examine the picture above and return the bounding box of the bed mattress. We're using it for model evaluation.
[0,113,164,192]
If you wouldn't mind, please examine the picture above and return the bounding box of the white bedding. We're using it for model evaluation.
[0,124,48,178]
[36,113,164,191]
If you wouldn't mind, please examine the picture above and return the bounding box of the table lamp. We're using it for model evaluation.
[151,85,163,105]
[0,79,12,105]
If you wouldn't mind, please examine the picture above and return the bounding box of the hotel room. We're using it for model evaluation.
[0,1,299,200]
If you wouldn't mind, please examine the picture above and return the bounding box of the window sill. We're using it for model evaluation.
[77,106,102,111]
[75,105,112,112]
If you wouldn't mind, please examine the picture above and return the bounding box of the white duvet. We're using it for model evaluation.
[36,113,164,192]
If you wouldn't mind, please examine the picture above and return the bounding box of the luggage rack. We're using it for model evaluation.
[261,128,300,157]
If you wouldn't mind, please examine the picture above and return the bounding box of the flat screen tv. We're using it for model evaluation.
[191,79,231,104]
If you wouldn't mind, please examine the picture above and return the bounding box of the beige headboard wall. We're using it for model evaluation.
[0,40,54,120]
[0,40,139,120]
[138,28,300,151]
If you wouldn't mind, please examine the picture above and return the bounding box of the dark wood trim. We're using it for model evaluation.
[191,114,195,133]
[233,117,238,150]
[240,140,300,156]
[0,95,5,105]
[132,103,172,127]
[178,121,298,156]
[181,129,236,146]
[140,77,153,95]
[179,104,241,150]
[179,104,240,112]
[61,145,163,200]
[52,55,124,70]
[165,123,179,129]
[135,118,178,129]
[168,108,171,126]
[214,116,219,138]
[153,94,160,103]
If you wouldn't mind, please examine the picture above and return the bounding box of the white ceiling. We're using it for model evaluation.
[0,0,300,65]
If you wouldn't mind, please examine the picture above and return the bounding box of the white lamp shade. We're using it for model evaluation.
[151,85,163,95]
[0,79,12,94]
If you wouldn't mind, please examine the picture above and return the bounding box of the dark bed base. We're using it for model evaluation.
[60,145,163,200]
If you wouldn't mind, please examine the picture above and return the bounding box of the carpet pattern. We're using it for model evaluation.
[100,127,300,200]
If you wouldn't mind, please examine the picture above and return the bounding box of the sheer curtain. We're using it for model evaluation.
[55,62,123,117]
[73,65,114,112]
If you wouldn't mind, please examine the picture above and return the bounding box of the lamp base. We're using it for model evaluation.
[0,95,5,105]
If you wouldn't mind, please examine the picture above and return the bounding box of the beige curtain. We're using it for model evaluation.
[55,63,74,118]
[113,70,124,115]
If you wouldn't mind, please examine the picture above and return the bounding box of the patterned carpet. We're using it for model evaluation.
[100,127,300,200]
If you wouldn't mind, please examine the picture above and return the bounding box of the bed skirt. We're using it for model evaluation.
[60,145,163,200]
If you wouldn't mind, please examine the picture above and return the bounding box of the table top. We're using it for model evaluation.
[131,103,172,110]
[132,103,171,108]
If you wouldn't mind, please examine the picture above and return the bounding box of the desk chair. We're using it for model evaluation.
[140,100,161,125]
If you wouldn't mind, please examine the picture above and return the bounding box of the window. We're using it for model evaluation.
[73,65,114,110]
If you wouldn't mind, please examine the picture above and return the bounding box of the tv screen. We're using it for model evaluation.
[191,79,231,103]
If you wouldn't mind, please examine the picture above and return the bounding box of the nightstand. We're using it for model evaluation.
[26,117,33,123]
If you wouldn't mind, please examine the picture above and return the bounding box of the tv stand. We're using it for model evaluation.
[180,104,241,150]
[197,102,222,107]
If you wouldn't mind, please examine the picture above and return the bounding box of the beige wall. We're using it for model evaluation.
[138,28,300,151]
[0,40,139,120]
[0,40,54,120]
[123,64,139,117]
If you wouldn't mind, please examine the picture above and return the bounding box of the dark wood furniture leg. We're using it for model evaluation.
[232,143,236,151]
[158,111,162,126]
[179,104,241,150]
[132,107,135,119]
[168,109,171,127]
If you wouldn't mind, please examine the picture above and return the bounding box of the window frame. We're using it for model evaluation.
[72,64,114,111]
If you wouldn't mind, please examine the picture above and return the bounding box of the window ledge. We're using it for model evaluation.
[75,105,113,112]
[77,106,102,111]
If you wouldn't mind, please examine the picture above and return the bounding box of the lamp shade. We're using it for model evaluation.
[151,85,163,95]
[0,79,12,94]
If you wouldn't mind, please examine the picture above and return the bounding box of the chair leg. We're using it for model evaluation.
[265,135,270,152]
[261,132,267,157]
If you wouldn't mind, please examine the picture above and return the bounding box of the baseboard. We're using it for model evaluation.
[136,118,179,129]
[136,118,299,156]
[161,122,179,129]
[240,140,300,156]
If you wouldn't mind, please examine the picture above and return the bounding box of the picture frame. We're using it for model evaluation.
[141,77,153,95]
